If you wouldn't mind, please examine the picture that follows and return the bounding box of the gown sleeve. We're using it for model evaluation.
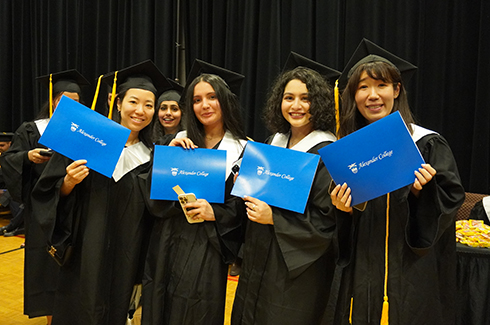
[0,122,44,202]
[272,146,337,278]
[406,133,465,254]
[31,153,80,261]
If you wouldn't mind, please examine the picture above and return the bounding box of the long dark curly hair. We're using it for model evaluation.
[184,73,246,148]
[338,61,414,138]
[263,67,335,134]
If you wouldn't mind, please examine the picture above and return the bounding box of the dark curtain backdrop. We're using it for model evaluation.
[1,1,488,193]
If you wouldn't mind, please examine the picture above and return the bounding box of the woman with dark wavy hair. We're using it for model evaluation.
[141,61,247,325]
[232,64,339,325]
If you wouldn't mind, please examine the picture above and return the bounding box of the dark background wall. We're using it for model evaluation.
[1,0,488,194]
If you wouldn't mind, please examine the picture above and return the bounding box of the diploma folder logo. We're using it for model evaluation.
[171,168,178,176]
[318,111,425,205]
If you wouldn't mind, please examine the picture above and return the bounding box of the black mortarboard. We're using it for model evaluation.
[158,79,184,105]
[37,69,90,94]
[0,132,14,142]
[182,59,245,102]
[338,39,417,89]
[101,60,171,97]
[283,52,341,84]
[37,69,90,117]
[100,60,171,119]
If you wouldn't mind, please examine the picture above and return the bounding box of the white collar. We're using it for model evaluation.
[411,124,438,143]
[175,130,247,175]
[112,142,151,182]
[270,130,336,153]
[34,119,50,136]
[483,196,490,222]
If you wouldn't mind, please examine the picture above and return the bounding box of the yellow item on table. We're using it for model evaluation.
[456,219,490,248]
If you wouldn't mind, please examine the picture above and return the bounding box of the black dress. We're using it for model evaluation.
[31,143,154,325]
[141,132,246,325]
[0,120,59,318]
[329,129,465,325]
[231,131,338,325]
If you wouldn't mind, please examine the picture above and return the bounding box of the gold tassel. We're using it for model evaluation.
[349,297,353,324]
[380,193,390,325]
[90,75,103,111]
[108,71,118,120]
[49,74,53,118]
[380,296,389,325]
[334,79,340,138]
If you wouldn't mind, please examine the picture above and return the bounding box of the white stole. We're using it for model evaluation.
[269,130,336,153]
[112,142,151,182]
[175,130,247,176]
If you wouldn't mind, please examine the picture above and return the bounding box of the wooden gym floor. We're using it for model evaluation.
[0,215,239,325]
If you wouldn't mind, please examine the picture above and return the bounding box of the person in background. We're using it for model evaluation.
[31,60,170,325]
[0,70,89,325]
[329,39,465,325]
[141,59,247,325]
[231,53,340,325]
[153,78,184,142]
[0,131,25,237]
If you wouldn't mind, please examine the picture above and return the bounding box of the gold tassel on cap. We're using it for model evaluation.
[349,297,353,324]
[91,75,103,111]
[49,74,53,118]
[380,193,390,325]
[108,71,118,120]
[334,79,340,138]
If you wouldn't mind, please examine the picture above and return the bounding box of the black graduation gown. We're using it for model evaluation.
[141,140,245,325]
[231,138,337,325]
[0,121,59,317]
[329,133,465,325]
[31,150,154,325]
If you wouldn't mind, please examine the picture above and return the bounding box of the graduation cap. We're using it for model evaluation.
[333,39,418,136]
[37,69,90,95]
[100,60,171,119]
[157,78,184,105]
[37,69,90,118]
[182,59,245,103]
[338,38,417,90]
[0,132,14,142]
[283,51,341,84]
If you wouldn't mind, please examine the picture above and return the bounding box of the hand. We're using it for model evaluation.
[184,199,216,221]
[28,148,51,164]
[411,163,437,197]
[169,137,198,149]
[331,183,353,214]
[244,196,273,225]
[61,160,89,196]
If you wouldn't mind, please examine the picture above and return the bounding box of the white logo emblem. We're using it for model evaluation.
[257,166,264,176]
[348,163,358,174]
[171,168,178,176]
[71,122,79,132]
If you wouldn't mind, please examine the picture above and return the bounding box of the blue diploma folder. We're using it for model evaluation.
[318,111,425,205]
[231,141,320,214]
[150,146,227,203]
[39,96,131,178]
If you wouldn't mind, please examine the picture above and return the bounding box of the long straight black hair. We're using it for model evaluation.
[184,73,246,148]
[339,61,414,138]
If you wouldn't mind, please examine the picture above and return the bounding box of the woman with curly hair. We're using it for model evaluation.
[231,57,340,325]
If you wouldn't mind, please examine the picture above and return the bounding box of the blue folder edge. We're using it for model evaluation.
[150,146,227,203]
[39,96,130,178]
[231,141,320,214]
[318,111,425,205]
